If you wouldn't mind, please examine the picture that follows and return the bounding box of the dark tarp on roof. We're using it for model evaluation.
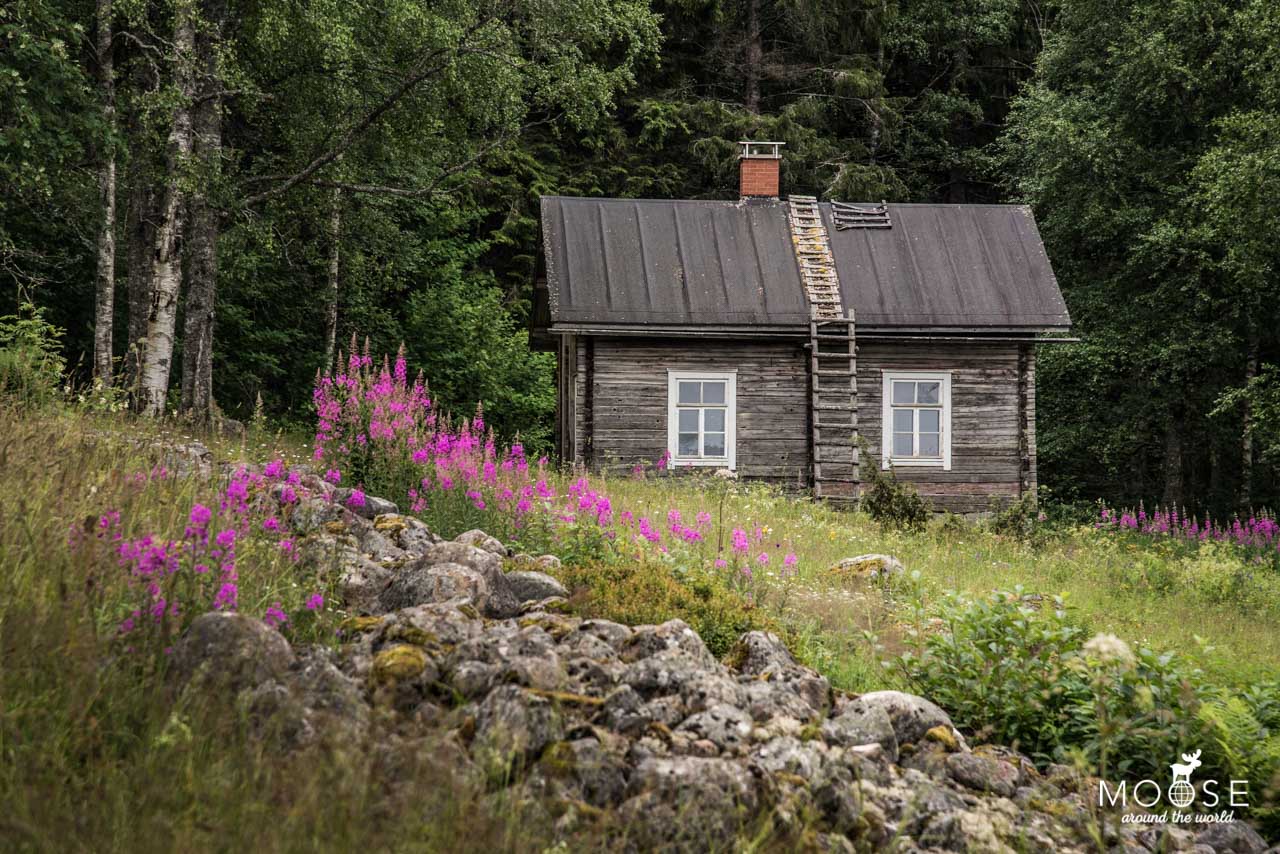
[538,196,1070,334]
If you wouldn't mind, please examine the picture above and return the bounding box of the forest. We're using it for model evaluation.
[3,0,1280,514]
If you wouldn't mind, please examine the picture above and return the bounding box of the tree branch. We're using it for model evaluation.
[242,14,495,208]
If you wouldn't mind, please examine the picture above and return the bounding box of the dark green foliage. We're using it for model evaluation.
[0,301,66,406]
[858,441,929,531]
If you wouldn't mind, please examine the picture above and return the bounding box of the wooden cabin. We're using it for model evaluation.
[530,143,1072,514]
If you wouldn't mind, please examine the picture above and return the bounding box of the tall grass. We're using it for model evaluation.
[0,404,563,852]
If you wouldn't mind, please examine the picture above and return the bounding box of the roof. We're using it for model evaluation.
[538,196,1070,335]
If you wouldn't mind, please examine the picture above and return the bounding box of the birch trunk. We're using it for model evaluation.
[92,0,116,384]
[180,0,224,423]
[138,1,197,417]
[322,184,342,373]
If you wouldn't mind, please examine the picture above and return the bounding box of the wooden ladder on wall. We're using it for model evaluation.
[809,311,860,502]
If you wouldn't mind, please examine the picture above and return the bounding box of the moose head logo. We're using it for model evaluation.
[1170,749,1202,785]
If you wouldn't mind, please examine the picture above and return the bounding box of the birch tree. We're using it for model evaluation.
[92,0,116,384]
[137,0,197,417]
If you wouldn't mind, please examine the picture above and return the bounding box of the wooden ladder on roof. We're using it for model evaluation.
[787,194,860,503]
[809,310,860,503]
[787,195,843,321]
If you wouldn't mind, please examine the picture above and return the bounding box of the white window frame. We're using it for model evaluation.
[881,370,952,470]
[667,370,737,469]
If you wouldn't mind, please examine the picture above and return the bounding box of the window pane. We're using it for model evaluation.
[704,409,725,432]
[678,382,700,404]
[678,408,699,432]
[892,408,913,432]
[892,381,915,404]
[892,433,913,457]
[678,434,699,456]
[918,382,940,404]
[919,433,940,456]
[919,409,940,432]
[704,433,726,457]
[702,382,726,404]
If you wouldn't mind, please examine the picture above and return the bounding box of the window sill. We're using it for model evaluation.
[670,457,734,468]
[883,457,947,469]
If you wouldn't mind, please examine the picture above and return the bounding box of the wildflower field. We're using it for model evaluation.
[4,348,1280,846]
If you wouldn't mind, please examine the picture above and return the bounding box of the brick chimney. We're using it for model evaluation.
[738,141,783,198]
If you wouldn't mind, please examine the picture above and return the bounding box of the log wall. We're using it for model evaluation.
[558,335,1038,513]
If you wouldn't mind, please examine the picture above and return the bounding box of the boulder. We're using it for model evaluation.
[1195,821,1268,854]
[676,703,754,752]
[454,529,508,556]
[376,561,492,614]
[417,542,520,617]
[505,570,568,603]
[821,698,899,762]
[172,612,295,694]
[618,756,761,850]
[831,554,905,579]
[471,684,565,770]
[946,752,1019,798]
[856,690,963,748]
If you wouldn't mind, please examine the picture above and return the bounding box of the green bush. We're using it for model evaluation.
[0,301,65,406]
[894,590,1202,776]
[895,589,1280,832]
[857,440,929,531]
[985,490,1048,543]
[555,558,778,658]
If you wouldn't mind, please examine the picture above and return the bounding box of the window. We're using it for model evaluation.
[881,371,951,469]
[667,371,737,468]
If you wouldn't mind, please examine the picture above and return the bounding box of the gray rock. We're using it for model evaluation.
[623,619,715,666]
[454,528,507,556]
[1195,821,1268,854]
[333,488,397,519]
[471,684,564,770]
[618,756,761,850]
[857,690,962,747]
[676,703,754,752]
[536,738,629,808]
[732,630,797,675]
[833,553,906,579]
[505,570,568,602]
[376,561,491,614]
[946,752,1019,797]
[821,698,899,762]
[417,542,519,617]
[172,612,295,694]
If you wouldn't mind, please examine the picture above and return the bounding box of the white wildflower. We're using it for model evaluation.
[1083,632,1136,668]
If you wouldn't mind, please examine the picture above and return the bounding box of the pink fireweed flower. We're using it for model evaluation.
[714,558,728,569]
[262,517,280,532]
[346,488,366,509]
[757,552,770,565]
[263,603,288,628]
[731,528,749,553]
[215,529,237,550]
[696,511,712,527]
[324,468,342,484]
[783,553,798,568]
[213,582,238,611]
[305,593,324,611]
[263,459,285,478]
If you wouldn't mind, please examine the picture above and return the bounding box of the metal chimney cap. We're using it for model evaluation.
[738,141,784,159]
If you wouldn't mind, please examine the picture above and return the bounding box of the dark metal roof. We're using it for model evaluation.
[539,196,1070,334]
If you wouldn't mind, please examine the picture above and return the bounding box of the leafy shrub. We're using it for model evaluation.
[556,558,778,657]
[857,439,929,531]
[985,491,1048,543]
[1198,690,1280,837]
[0,301,65,406]
[894,589,1203,777]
